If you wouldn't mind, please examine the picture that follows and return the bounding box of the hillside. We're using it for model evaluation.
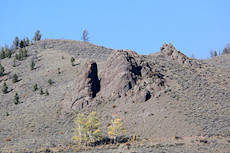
[0,40,230,152]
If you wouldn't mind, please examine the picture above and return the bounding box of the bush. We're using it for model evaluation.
[33,84,38,92]
[30,59,35,70]
[12,74,18,83]
[2,82,8,94]
[33,30,42,41]
[71,57,75,66]
[48,79,53,85]
[14,92,19,104]
[45,89,49,96]
[40,88,44,95]
[0,63,4,76]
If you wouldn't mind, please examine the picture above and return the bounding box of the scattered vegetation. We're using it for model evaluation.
[71,57,75,66]
[12,74,18,83]
[15,47,27,61]
[13,37,19,49]
[222,43,230,54]
[2,82,8,94]
[14,92,19,104]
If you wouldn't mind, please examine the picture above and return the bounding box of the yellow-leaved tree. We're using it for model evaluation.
[108,118,126,144]
[86,111,101,145]
[73,112,101,146]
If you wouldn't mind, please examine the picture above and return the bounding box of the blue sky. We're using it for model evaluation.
[1,0,229,59]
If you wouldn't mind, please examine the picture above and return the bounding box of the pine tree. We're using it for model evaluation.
[0,63,4,76]
[5,45,11,58]
[12,74,18,83]
[108,119,126,144]
[30,59,35,70]
[13,37,19,49]
[19,40,25,48]
[45,89,49,96]
[14,92,19,104]
[0,47,5,59]
[2,82,8,94]
[40,88,44,95]
[71,57,75,66]
[33,84,38,92]
[12,58,16,67]
[26,37,30,46]
[33,30,42,41]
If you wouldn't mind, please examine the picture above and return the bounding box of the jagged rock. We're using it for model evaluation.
[70,60,100,110]
[99,50,142,101]
[161,43,200,68]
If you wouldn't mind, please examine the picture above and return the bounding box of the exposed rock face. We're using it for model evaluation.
[161,43,200,68]
[70,60,100,110]
[99,50,142,101]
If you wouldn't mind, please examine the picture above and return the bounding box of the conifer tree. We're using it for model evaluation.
[33,84,38,91]
[2,82,8,94]
[0,47,5,59]
[0,63,4,76]
[5,45,11,58]
[13,37,19,49]
[71,57,75,66]
[108,119,126,144]
[30,59,35,70]
[12,74,18,83]
[45,89,49,96]
[14,92,19,104]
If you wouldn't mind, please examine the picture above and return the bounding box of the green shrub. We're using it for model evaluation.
[40,88,44,95]
[30,59,35,70]
[48,79,53,85]
[2,82,8,94]
[71,57,75,66]
[14,92,19,104]
[45,89,49,96]
[33,84,38,92]
[12,74,18,83]
[0,63,4,76]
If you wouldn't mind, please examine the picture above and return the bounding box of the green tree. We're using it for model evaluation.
[30,59,35,70]
[14,92,19,104]
[19,39,25,48]
[2,82,8,94]
[12,58,16,67]
[108,119,126,144]
[71,57,75,66]
[0,63,4,76]
[13,37,19,49]
[45,89,49,96]
[26,37,30,46]
[12,74,18,83]
[33,84,38,92]
[33,30,42,41]
[40,88,44,95]
[0,47,5,59]
[5,45,12,58]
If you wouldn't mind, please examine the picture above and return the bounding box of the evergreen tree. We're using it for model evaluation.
[108,119,126,144]
[12,58,16,67]
[2,82,8,94]
[19,39,25,48]
[14,92,19,104]
[0,47,5,59]
[30,59,35,70]
[13,37,19,49]
[45,89,49,96]
[40,88,44,95]
[71,57,75,66]
[12,74,18,83]
[26,37,30,46]
[33,84,38,91]
[33,30,42,41]
[0,63,4,76]
[5,45,12,58]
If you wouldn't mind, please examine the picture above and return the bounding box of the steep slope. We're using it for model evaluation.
[0,40,230,152]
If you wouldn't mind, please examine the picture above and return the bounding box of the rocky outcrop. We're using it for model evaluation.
[161,43,200,68]
[70,61,100,110]
[99,50,142,101]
